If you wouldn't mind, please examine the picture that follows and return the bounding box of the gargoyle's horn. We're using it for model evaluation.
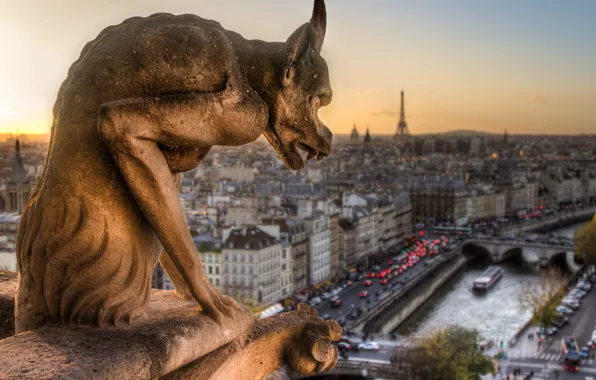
[310,0,326,53]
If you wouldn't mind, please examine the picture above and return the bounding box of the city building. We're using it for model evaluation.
[338,218,357,271]
[393,90,410,147]
[329,214,340,278]
[261,217,309,293]
[341,205,376,266]
[280,242,293,298]
[195,233,223,290]
[1,140,33,213]
[222,226,281,309]
[303,214,331,285]
[349,123,360,144]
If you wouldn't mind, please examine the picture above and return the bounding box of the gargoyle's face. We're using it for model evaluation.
[263,0,333,170]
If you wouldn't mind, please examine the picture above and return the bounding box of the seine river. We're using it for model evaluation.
[395,222,588,343]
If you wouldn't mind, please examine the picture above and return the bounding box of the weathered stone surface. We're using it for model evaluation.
[164,304,341,380]
[0,275,340,380]
[16,0,332,337]
[0,287,254,379]
[0,271,17,340]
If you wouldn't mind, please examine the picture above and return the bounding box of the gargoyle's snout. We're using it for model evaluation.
[314,124,332,160]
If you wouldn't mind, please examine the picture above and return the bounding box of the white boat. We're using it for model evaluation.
[473,266,503,293]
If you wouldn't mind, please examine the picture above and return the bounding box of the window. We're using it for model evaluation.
[208,266,213,275]
[216,267,220,275]
[216,278,220,286]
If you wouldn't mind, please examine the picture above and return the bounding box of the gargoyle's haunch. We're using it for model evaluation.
[15,0,332,333]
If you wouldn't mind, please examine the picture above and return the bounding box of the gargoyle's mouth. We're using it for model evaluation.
[263,124,331,170]
[296,142,329,162]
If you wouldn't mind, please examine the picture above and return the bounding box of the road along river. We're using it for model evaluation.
[395,222,588,343]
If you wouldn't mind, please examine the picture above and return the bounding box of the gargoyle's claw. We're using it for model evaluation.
[297,303,318,316]
[325,319,342,341]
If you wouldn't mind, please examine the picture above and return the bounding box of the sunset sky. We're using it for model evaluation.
[1,0,595,135]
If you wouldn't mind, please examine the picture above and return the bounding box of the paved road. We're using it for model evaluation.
[496,273,596,379]
[542,278,596,354]
[315,253,440,323]
[487,359,596,380]
[339,343,396,363]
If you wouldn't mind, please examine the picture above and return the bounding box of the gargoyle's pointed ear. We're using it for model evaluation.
[284,23,310,80]
[310,0,326,53]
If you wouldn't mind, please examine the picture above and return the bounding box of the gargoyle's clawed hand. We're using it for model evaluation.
[196,280,243,325]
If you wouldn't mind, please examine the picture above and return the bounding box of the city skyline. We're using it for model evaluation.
[1,0,595,135]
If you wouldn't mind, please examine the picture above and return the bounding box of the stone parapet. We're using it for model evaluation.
[0,272,340,379]
[0,271,17,340]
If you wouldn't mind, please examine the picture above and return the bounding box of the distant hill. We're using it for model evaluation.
[0,133,51,143]
[336,129,497,138]
[418,130,497,137]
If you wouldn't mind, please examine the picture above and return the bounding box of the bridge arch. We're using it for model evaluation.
[501,247,522,262]
[549,251,581,273]
[461,243,493,262]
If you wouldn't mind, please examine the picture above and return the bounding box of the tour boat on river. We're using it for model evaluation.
[472,266,504,293]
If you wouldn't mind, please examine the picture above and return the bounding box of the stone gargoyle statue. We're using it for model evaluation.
[15,0,332,337]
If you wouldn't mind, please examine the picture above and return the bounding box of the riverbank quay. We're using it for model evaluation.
[502,265,591,361]
[340,250,466,334]
[500,207,595,235]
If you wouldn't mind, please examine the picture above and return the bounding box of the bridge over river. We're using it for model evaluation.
[462,237,581,271]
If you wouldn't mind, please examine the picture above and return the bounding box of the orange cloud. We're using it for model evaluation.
[528,94,548,103]
[370,108,398,117]
[355,88,379,96]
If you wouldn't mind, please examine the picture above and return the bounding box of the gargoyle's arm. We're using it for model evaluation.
[97,87,267,323]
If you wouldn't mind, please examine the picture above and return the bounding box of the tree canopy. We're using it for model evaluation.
[518,268,566,328]
[392,325,494,380]
[575,215,596,266]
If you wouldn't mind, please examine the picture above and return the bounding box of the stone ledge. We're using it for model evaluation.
[0,271,340,379]
[0,271,17,340]
[0,272,253,379]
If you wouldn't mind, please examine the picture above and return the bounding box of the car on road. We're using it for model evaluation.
[358,342,380,351]
[322,313,331,320]
[580,346,591,359]
[358,291,368,298]
[557,305,574,315]
[330,297,342,308]
[363,280,372,287]
[587,340,596,349]
[570,289,587,298]
[553,315,569,328]
[321,292,332,300]
[309,297,322,307]
[335,341,352,351]
[366,273,376,279]
[336,317,346,326]
[380,279,388,285]
[561,299,580,310]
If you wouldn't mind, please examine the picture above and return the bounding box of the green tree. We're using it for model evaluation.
[392,326,494,380]
[518,268,566,329]
[575,215,596,265]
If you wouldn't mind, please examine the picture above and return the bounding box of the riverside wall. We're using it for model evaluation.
[375,255,467,335]
[501,208,595,235]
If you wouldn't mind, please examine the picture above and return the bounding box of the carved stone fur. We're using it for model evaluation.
[15,1,332,333]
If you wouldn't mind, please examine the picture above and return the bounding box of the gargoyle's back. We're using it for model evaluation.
[54,13,240,123]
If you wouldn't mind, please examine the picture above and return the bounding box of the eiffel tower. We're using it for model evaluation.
[393,90,410,147]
